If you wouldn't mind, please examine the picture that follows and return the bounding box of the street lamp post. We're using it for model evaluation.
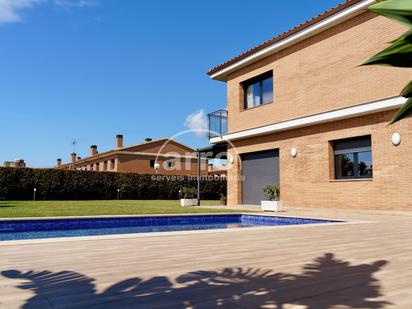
[33,188,37,201]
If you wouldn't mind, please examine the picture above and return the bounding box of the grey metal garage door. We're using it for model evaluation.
[242,150,279,205]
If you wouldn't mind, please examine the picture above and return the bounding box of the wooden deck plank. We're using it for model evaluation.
[0,209,412,308]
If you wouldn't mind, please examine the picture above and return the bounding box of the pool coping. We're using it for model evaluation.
[0,212,373,246]
[0,211,341,222]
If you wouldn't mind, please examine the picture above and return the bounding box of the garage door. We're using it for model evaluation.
[242,149,279,205]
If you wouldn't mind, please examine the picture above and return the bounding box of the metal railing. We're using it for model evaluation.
[208,110,228,139]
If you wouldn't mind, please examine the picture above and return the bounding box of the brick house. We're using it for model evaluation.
[207,0,412,209]
[57,135,210,176]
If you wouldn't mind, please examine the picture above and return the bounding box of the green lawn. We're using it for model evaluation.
[0,200,239,218]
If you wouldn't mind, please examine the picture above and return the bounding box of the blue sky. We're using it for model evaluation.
[0,0,343,167]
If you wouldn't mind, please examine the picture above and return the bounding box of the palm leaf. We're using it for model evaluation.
[390,97,412,123]
[362,32,412,67]
[390,29,412,43]
[401,80,412,97]
[369,0,412,26]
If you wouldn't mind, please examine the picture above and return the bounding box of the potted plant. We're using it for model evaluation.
[261,185,282,212]
[180,187,198,207]
[220,193,227,206]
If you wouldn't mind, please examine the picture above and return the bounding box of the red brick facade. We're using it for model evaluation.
[212,11,412,209]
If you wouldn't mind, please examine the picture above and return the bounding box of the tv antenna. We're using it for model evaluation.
[71,139,77,154]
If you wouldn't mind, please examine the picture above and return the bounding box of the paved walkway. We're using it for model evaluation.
[1,208,412,308]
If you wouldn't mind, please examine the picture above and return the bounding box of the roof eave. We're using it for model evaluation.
[208,0,374,82]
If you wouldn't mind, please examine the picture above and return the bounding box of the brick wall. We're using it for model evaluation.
[61,139,203,175]
[227,110,412,210]
[117,153,206,176]
[226,12,412,133]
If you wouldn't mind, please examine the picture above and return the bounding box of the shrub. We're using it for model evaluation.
[0,167,226,200]
[220,193,227,205]
[180,186,197,199]
[263,185,280,201]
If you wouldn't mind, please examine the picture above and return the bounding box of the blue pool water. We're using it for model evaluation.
[0,214,338,241]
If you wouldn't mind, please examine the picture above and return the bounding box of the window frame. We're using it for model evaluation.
[242,71,273,110]
[333,136,373,180]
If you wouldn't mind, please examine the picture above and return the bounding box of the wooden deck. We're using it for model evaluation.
[1,208,412,308]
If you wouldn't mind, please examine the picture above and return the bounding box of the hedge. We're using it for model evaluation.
[0,167,226,200]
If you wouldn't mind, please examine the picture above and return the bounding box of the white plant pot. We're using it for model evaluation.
[261,200,283,212]
[180,199,198,207]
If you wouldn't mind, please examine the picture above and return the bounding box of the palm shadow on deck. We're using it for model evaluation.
[2,253,389,308]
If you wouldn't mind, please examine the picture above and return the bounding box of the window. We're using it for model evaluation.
[333,136,372,179]
[243,71,273,109]
[111,159,116,170]
[167,161,173,168]
[150,160,155,168]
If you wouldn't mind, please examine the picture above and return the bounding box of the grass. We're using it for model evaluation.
[0,200,240,218]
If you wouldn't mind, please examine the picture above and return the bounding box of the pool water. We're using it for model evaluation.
[0,214,338,241]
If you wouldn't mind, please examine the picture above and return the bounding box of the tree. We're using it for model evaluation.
[362,0,412,124]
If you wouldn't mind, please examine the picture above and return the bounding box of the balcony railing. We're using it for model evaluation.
[208,110,228,139]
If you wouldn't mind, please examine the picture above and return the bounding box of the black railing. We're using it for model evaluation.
[208,110,228,139]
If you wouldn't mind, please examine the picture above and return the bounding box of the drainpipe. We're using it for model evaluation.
[197,149,201,206]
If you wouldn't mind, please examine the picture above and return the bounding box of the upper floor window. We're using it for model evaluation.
[333,135,372,179]
[242,71,273,109]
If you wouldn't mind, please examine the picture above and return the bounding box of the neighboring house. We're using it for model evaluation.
[57,135,208,176]
[207,0,412,209]
[3,159,26,168]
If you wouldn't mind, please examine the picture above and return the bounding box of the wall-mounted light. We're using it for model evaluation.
[229,155,235,164]
[291,147,298,158]
[392,132,401,146]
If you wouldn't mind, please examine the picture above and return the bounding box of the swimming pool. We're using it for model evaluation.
[0,214,338,241]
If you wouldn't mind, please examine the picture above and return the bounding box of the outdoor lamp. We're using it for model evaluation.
[391,132,401,146]
[291,147,298,158]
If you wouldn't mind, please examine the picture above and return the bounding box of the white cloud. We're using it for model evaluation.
[54,0,98,8]
[184,109,208,138]
[0,0,44,23]
[0,0,98,24]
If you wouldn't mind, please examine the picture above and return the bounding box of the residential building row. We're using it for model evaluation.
[57,134,226,177]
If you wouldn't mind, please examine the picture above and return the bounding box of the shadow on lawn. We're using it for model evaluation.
[2,253,389,309]
[0,202,14,208]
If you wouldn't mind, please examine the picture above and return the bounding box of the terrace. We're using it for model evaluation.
[1,207,411,308]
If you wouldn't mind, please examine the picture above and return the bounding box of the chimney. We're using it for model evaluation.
[56,158,62,167]
[90,145,98,156]
[116,134,123,149]
[145,138,152,142]
[71,153,77,164]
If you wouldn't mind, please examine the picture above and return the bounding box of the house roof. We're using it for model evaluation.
[59,138,197,167]
[207,0,370,80]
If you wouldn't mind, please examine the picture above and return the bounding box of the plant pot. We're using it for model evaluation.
[180,198,198,207]
[261,200,283,212]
